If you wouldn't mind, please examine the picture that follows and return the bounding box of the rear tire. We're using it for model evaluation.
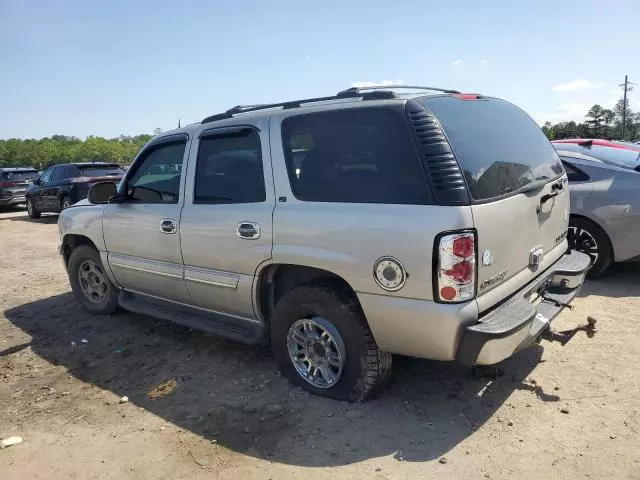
[568,216,613,277]
[68,245,119,315]
[270,283,392,402]
[26,198,40,219]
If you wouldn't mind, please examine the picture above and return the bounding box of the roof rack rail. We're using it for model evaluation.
[200,85,454,124]
[337,85,461,95]
[202,93,361,124]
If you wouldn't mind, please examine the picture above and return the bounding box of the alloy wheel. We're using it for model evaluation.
[287,317,346,389]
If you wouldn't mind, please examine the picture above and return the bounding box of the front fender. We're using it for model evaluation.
[58,203,106,252]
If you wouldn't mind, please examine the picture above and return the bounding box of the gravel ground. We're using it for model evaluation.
[1,207,639,479]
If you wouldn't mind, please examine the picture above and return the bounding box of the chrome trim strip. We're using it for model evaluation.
[110,262,183,280]
[184,276,237,289]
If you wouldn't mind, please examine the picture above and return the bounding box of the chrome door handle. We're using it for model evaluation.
[236,222,261,239]
[160,218,177,234]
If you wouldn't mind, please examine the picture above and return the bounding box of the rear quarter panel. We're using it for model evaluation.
[267,105,474,301]
[576,162,640,262]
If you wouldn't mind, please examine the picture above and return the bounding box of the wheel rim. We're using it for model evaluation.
[287,317,346,389]
[78,260,109,303]
[62,199,71,209]
[568,225,599,266]
[27,200,34,215]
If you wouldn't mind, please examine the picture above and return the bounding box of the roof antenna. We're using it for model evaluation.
[178,118,181,128]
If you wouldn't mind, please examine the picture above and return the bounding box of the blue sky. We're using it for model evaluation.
[2,0,639,139]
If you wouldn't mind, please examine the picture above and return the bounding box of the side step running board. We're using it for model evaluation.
[118,291,265,345]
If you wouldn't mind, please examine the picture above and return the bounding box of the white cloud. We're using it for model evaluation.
[535,103,592,124]
[552,78,605,92]
[480,60,488,65]
[351,79,404,88]
[451,59,462,67]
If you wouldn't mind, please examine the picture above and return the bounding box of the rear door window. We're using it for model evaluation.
[194,129,265,204]
[560,159,590,182]
[281,107,430,204]
[50,166,67,183]
[420,97,564,201]
[78,165,125,177]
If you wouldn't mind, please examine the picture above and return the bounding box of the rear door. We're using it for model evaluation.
[45,166,66,210]
[421,96,568,311]
[179,122,274,319]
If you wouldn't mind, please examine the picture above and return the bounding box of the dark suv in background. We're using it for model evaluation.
[0,167,40,209]
[26,162,124,218]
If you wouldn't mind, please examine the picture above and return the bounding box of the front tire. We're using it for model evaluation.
[568,216,613,277]
[60,196,72,210]
[270,283,392,402]
[26,198,40,218]
[68,245,119,315]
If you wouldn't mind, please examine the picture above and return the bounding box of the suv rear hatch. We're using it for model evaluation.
[1,170,39,195]
[420,96,568,312]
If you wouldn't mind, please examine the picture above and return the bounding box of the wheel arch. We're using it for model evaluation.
[254,263,360,323]
[61,234,100,267]
[569,213,615,262]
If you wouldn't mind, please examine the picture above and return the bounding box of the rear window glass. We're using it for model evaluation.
[553,143,640,170]
[421,97,564,201]
[2,170,38,181]
[78,165,125,177]
[281,107,430,204]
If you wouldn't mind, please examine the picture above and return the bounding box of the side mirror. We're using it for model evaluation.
[88,181,117,204]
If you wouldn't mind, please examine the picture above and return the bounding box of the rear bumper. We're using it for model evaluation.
[0,194,26,206]
[456,250,591,365]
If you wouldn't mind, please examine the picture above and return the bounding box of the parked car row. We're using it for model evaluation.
[25,162,125,218]
[0,163,126,214]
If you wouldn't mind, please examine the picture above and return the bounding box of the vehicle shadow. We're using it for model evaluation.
[2,213,59,223]
[4,293,547,466]
[580,262,640,299]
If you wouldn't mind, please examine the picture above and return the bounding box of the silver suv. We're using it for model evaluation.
[58,85,591,401]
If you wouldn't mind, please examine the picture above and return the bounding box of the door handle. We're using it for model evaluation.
[236,222,261,240]
[160,218,178,234]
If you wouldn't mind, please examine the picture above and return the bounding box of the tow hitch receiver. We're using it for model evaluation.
[542,316,597,346]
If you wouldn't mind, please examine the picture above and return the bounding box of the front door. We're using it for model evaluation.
[32,167,55,210]
[103,134,191,303]
[179,123,274,319]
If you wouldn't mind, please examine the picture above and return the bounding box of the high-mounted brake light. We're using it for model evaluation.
[452,93,482,100]
[436,230,476,302]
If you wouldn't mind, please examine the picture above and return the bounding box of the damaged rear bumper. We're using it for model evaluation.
[456,250,592,365]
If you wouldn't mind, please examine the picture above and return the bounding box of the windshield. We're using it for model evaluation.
[2,170,39,181]
[552,143,640,170]
[78,166,125,177]
[420,96,564,201]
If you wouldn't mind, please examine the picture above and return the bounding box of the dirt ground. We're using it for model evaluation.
[1,207,639,480]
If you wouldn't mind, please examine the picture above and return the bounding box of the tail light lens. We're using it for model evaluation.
[436,230,476,302]
[0,181,19,188]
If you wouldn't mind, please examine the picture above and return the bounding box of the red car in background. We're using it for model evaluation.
[552,138,640,151]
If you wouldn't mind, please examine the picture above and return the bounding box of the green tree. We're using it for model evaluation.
[585,104,604,136]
